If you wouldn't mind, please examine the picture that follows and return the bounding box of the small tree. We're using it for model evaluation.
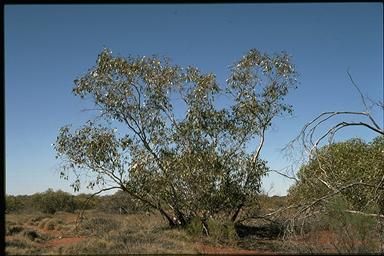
[289,136,384,214]
[54,49,297,227]
[276,75,384,251]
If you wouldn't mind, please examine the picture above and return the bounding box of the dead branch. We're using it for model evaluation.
[344,210,384,219]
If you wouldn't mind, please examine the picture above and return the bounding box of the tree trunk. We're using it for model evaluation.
[158,207,177,227]
[120,185,176,227]
[231,203,244,222]
[174,208,187,226]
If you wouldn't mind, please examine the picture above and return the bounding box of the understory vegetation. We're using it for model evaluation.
[6,185,384,254]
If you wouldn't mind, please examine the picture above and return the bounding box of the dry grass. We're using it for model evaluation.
[6,210,199,254]
[46,211,198,254]
[7,208,381,254]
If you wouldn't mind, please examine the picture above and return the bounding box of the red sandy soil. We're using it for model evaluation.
[44,237,86,248]
[293,230,338,252]
[21,224,86,248]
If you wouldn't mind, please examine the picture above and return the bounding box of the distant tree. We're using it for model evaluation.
[5,195,25,213]
[54,49,297,228]
[73,193,100,210]
[31,189,77,214]
[97,190,150,214]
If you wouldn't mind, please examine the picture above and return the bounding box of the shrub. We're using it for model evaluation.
[28,214,52,226]
[6,226,24,235]
[31,189,77,214]
[38,218,52,229]
[289,137,384,213]
[185,216,238,244]
[322,196,379,253]
[79,217,121,236]
[206,218,238,244]
[44,219,63,230]
[22,230,41,241]
[6,195,26,213]
[185,217,204,237]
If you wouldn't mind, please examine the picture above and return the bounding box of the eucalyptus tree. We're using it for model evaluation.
[54,49,297,227]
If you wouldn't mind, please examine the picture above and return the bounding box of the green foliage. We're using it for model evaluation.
[73,193,101,210]
[207,218,238,244]
[322,196,378,253]
[185,216,238,244]
[6,195,26,213]
[185,216,204,237]
[289,136,384,213]
[54,48,297,225]
[30,189,78,214]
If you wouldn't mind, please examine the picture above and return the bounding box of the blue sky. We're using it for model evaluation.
[5,3,383,196]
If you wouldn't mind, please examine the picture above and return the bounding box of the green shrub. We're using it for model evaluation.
[186,217,204,237]
[289,137,384,213]
[31,189,78,214]
[323,196,379,253]
[185,216,238,244]
[207,218,238,244]
[6,195,26,213]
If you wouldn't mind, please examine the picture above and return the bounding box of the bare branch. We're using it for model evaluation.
[75,186,121,232]
[347,69,382,131]
[344,210,384,219]
[269,168,298,182]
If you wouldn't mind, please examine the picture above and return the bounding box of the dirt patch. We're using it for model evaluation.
[44,237,86,248]
[20,223,85,249]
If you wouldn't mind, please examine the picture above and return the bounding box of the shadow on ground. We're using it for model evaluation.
[235,222,284,239]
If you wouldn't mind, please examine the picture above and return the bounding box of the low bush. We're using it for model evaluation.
[185,216,204,237]
[6,225,24,236]
[79,216,121,236]
[322,196,379,253]
[39,218,64,230]
[5,237,42,255]
[22,230,41,241]
[207,218,238,244]
[185,216,238,245]
[27,214,52,226]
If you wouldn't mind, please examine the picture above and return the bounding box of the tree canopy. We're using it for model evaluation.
[54,48,297,227]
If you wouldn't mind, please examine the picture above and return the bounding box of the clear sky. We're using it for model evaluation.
[5,3,383,196]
